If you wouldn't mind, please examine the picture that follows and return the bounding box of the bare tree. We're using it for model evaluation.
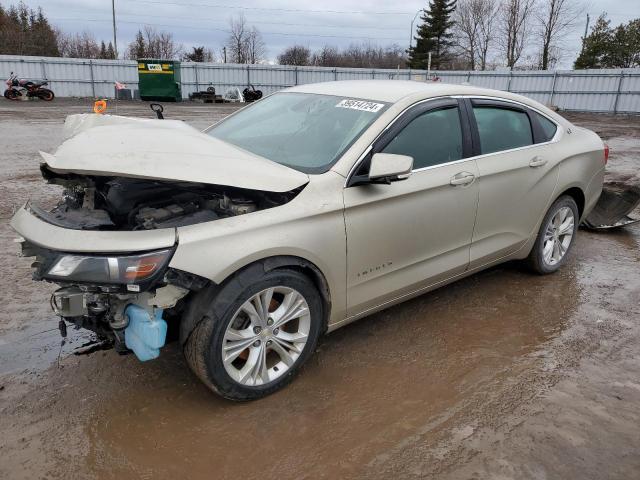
[155,29,183,58]
[58,31,101,58]
[454,0,499,70]
[307,43,406,68]
[225,14,265,64]
[245,27,266,64]
[144,26,182,58]
[125,26,183,59]
[499,0,536,68]
[311,45,341,67]
[536,0,582,69]
[227,13,248,63]
[454,0,479,69]
[278,45,311,66]
[476,0,499,69]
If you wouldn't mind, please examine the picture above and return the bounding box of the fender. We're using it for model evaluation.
[179,255,331,346]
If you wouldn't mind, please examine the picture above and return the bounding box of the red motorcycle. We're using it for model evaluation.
[4,72,55,101]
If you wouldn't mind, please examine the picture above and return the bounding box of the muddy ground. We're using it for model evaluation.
[0,100,639,480]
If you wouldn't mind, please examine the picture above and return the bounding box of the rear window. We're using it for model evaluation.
[473,106,533,155]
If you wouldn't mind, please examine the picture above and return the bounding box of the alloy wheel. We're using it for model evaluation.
[221,286,311,386]
[542,206,575,266]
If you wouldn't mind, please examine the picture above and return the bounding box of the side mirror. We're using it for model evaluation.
[368,153,413,183]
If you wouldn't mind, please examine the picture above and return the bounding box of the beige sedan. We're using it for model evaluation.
[11,81,606,400]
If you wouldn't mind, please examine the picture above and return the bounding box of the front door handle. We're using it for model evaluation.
[529,156,548,168]
[450,172,476,186]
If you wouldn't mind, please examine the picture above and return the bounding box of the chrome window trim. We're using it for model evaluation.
[343,94,563,187]
[411,156,476,173]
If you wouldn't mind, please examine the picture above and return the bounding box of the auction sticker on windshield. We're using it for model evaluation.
[336,99,385,112]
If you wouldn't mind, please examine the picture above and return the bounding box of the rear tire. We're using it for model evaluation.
[4,89,19,100]
[184,269,323,401]
[527,195,579,274]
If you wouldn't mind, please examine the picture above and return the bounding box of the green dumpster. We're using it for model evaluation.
[137,59,182,102]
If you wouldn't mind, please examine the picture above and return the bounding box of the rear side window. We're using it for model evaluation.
[382,107,463,169]
[473,106,533,155]
[533,111,558,142]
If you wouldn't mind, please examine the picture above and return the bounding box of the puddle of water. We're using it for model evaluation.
[75,262,580,479]
[0,316,94,375]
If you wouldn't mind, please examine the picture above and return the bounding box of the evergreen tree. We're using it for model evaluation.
[408,0,457,69]
[106,41,115,59]
[574,15,640,69]
[0,2,59,56]
[32,8,59,56]
[184,46,206,62]
[99,40,107,58]
[127,30,147,59]
[607,19,640,68]
[574,14,612,69]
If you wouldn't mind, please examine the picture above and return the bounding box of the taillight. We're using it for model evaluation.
[604,144,609,164]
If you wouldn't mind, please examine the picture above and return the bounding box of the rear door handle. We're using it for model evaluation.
[529,156,548,168]
[450,172,476,186]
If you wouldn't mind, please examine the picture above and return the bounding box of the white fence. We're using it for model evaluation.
[1,54,639,114]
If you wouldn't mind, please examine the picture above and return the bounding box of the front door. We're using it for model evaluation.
[343,99,479,316]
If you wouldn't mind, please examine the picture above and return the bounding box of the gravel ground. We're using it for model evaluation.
[0,99,639,480]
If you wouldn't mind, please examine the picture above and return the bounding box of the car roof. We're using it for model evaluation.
[286,80,503,103]
[286,80,568,127]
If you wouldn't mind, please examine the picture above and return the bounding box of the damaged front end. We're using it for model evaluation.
[11,113,308,361]
[20,237,202,360]
[13,171,299,360]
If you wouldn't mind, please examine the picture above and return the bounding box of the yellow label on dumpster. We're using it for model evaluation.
[138,62,174,74]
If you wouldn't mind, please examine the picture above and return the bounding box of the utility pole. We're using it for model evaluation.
[111,0,118,59]
[580,13,590,55]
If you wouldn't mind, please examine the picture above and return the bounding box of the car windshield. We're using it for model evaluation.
[207,92,388,173]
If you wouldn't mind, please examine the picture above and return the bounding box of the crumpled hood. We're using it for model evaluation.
[42,114,309,193]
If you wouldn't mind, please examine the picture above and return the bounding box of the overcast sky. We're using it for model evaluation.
[13,0,640,67]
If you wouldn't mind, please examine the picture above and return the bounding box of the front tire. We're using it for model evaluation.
[527,195,579,274]
[184,269,323,401]
[38,88,54,101]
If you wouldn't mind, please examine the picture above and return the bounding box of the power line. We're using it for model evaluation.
[112,11,408,31]
[126,0,412,15]
[51,17,407,41]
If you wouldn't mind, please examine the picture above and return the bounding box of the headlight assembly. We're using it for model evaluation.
[46,249,173,285]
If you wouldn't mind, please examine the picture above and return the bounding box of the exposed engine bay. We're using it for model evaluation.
[33,164,300,231]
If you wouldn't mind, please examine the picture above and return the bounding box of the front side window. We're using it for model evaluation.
[473,106,533,155]
[382,107,463,169]
[207,92,388,174]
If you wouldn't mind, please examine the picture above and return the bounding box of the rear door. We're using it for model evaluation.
[465,98,560,267]
[343,98,479,316]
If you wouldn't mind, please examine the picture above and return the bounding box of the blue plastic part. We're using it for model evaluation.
[124,304,167,361]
